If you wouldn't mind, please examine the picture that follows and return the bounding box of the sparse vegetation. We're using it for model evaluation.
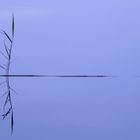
[0,14,15,134]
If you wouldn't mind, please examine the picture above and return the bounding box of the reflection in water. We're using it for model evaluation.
[2,77,14,134]
[1,74,111,134]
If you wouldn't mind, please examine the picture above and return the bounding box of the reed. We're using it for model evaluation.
[0,14,15,134]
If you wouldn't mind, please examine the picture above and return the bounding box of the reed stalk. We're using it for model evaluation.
[1,15,15,134]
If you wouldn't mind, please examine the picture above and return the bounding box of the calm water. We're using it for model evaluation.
[0,77,140,140]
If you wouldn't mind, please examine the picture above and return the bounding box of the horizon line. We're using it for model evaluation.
[0,74,115,78]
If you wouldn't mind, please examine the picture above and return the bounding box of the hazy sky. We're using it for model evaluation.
[0,0,139,76]
[0,1,140,140]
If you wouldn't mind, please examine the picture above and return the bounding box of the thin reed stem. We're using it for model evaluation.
[1,15,15,134]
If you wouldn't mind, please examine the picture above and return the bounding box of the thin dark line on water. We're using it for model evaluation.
[0,75,116,78]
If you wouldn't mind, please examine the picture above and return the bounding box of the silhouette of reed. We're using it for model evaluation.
[0,15,15,134]
[0,15,115,135]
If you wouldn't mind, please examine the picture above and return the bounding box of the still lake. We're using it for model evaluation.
[0,76,140,140]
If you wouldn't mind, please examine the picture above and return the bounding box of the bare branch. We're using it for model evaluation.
[10,87,17,94]
[4,40,10,57]
[0,50,8,59]
[3,94,10,110]
[2,107,12,120]
[1,30,12,43]
[0,65,6,70]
